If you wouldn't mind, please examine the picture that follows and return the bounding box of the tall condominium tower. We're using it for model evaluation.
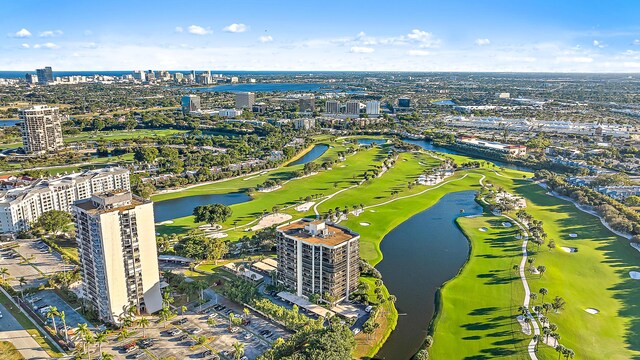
[345,101,360,116]
[366,100,381,115]
[276,219,360,303]
[36,66,53,84]
[73,191,162,324]
[325,100,339,114]
[235,92,256,109]
[19,105,64,154]
[181,95,201,114]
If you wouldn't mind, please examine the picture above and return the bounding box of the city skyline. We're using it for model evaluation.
[2,0,640,72]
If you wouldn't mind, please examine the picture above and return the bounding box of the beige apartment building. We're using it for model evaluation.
[276,219,360,303]
[73,191,162,324]
[19,105,64,154]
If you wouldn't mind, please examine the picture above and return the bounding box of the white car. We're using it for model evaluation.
[352,328,361,335]
[0,311,3,318]
[190,327,203,334]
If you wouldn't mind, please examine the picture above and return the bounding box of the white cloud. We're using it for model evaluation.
[593,40,606,48]
[475,38,491,46]
[175,26,184,33]
[350,46,374,53]
[407,29,430,41]
[632,39,640,46]
[39,30,63,37]
[12,28,32,38]
[32,42,58,49]
[21,43,30,48]
[259,35,273,43]
[188,25,212,35]
[556,56,593,63]
[407,49,430,56]
[624,62,640,68]
[223,23,248,33]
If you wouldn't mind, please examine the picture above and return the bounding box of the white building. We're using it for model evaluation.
[0,168,130,233]
[19,105,64,154]
[235,92,255,109]
[345,101,360,116]
[325,100,339,114]
[132,70,146,82]
[293,118,316,130]
[219,109,243,118]
[366,100,380,115]
[73,191,162,324]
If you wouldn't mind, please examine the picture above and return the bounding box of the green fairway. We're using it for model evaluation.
[429,215,529,358]
[151,137,640,359]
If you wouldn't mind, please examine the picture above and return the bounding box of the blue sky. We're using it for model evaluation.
[2,0,640,72]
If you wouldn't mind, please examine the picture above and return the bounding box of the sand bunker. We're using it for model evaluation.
[561,247,577,253]
[569,233,578,238]
[250,213,292,231]
[630,271,640,279]
[295,201,315,212]
[207,233,228,239]
[360,222,370,226]
[585,308,599,314]
[478,227,488,232]
[156,220,174,225]
[502,222,512,227]
[369,210,376,212]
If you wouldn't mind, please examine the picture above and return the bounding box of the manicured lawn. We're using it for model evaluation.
[64,128,185,142]
[0,341,24,360]
[469,169,640,359]
[429,215,529,358]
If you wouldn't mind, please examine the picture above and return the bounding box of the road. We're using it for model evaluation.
[0,302,50,360]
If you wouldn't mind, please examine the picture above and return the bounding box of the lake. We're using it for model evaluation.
[153,192,251,223]
[286,144,329,166]
[192,83,336,93]
[0,119,21,127]
[357,138,387,146]
[375,191,482,359]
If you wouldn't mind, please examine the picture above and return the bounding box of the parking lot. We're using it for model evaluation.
[99,292,290,360]
[0,240,74,289]
[26,289,94,332]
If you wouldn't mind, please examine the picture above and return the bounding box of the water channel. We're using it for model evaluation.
[374,191,483,359]
[286,144,329,166]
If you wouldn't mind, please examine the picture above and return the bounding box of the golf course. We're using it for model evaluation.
[151,136,640,359]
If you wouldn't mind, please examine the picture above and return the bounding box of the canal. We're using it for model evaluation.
[375,191,483,359]
[153,192,251,223]
[286,144,329,166]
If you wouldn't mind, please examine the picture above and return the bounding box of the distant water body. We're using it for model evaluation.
[0,119,21,127]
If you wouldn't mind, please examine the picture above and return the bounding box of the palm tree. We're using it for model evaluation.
[539,288,548,303]
[100,353,114,360]
[162,291,174,308]
[46,306,59,336]
[532,334,541,351]
[552,296,566,313]
[59,311,69,343]
[529,293,538,306]
[233,341,245,360]
[159,305,172,328]
[243,307,250,321]
[17,277,27,298]
[138,316,150,338]
[0,267,9,282]
[555,344,566,360]
[207,316,217,328]
[95,331,107,355]
[77,323,90,356]
[181,305,187,316]
[537,265,547,278]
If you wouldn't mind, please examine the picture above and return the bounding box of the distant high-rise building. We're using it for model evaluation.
[197,71,212,85]
[298,96,315,112]
[230,76,239,83]
[132,70,146,82]
[36,67,53,85]
[173,72,184,82]
[398,97,411,108]
[276,219,360,303]
[19,105,64,154]
[236,92,255,109]
[252,103,267,114]
[366,100,380,115]
[145,70,156,81]
[73,191,162,324]
[345,101,360,116]
[293,118,316,130]
[325,100,339,114]
[25,73,38,84]
[181,95,201,114]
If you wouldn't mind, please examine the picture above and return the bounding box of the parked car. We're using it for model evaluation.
[176,317,188,325]
[352,328,361,335]
[168,328,182,336]
[125,345,139,353]
[190,327,203,334]
[365,305,373,313]
[200,349,213,358]
[176,334,188,341]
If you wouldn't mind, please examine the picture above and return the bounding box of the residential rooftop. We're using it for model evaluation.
[277,218,358,247]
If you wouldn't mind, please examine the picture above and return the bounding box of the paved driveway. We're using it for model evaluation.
[0,301,49,360]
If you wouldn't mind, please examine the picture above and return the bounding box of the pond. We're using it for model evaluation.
[356,138,387,146]
[0,119,21,127]
[375,190,482,359]
[286,144,329,166]
[153,192,251,223]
